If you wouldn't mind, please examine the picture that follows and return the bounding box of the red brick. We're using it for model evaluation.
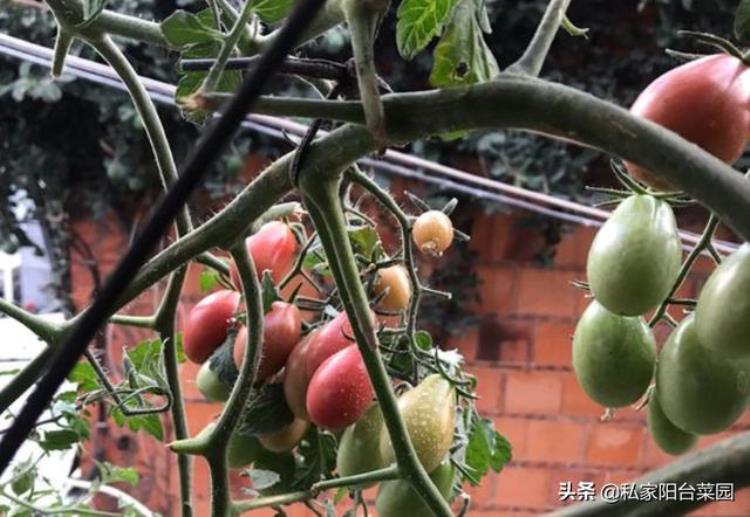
[534,321,575,366]
[526,419,585,463]
[475,265,518,315]
[488,213,518,263]
[554,225,597,270]
[494,416,529,460]
[504,370,563,415]
[561,372,603,418]
[496,466,551,509]
[585,423,645,467]
[465,471,497,506]
[517,268,578,318]
[185,400,222,436]
[469,212,494,259]
[466,364,503,415]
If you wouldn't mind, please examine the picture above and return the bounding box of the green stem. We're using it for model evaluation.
[96,10,167,46]
[506,0,571,76]
[300,176,453,517]
[51,26,73,77]
[208,452,230,517]
[0,298,64,344]
[154,268,193,517]
[202,0,256,93]
[649,213,719,327]
[0,347,54,415]
[108,314,156,329]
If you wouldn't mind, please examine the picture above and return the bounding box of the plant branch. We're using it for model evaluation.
[0,347,54,415]
[506,0,572,76]
[0,298,65,344]
[202,0,256,93]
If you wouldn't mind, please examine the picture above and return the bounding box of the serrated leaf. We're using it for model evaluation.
[464,417,511,485]
[111,408,165,441]
[160,10,222,48]
[236,383,295,436]
[125,338,167,390]
[69,361,100,392]
[736,0,750,43]
[396,0,459,60]
[253,0,295,23]
[208,329,240,387]
[429,0,500,88]
[39,429,80,451]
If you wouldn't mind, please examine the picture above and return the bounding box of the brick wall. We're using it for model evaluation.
[68,191,750,515]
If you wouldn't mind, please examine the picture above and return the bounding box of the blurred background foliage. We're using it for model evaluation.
[0,0,739,315]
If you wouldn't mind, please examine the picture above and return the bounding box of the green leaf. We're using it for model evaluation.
[236,383,295,436]
[175,333,187,364]
[208,329,240,386]
[736,0,750,43]
[429,0,500,88]
[111,408,165,442]
[39,429,80,451]
[348,226,380,258]
[261,271,282,314]
[396,0,459,60]
[295,427,337,488]
[125,338,167,390]
[97,462,140,486]
[464,417,511,485]
[253,0,295,23]
[199,267,221,293]
[160,10,222,48]
[10,462,34,495]
[69,361,100,392]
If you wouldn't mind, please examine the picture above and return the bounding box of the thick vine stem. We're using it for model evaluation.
[552,430,750,516]
[300,175,453,517]
[342,0,388,145]
[0,298,65,344]
[0,348,54,415]
[506,0,572,76]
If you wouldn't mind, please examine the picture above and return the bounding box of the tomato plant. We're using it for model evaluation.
[195,359,232,402]
[373,264,412,312]
[376,460,455,517]
[230,221,298,286]
[336,403,385,481]
[182,289,240,363]
[412,210,455,256]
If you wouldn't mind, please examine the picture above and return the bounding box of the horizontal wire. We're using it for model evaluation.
[0,33,740,255]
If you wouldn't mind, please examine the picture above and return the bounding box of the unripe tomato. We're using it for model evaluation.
[587,195,682,316]
[230,221,298,287]
[306,345,374,429]
[412,210,454,256]
[258,418,309,452]
[656,315,750,434]
[227,432,263,469]
[196,361,232,402]
[284,310,373,420]
[695,244,750,358]
[626,54,750,190]
[183,290,240,364]
[379,374,456,473]
[233,302,302,383]
[572,301,656,408]
[375,460,455,517]
[336,403,385,483]
[647,389,697,456]
[373,265,411,312]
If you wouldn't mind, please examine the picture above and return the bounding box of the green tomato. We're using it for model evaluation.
[375,460,455,517]
[572,301,656,407]
[227,432,263,469]
[336,403,385,486]
[695,243,750,358]
[657,315,750,434]
[647,389,697,455]
[379,374,456,474]
[586,195,682,316]
[196,361,232,402]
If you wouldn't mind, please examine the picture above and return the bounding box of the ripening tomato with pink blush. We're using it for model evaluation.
[230,221,298,287]
[183,290,240,364]
[233,301,302,383]
[626,54,750,190]
[306,344,374,429]
[283,310,375,420]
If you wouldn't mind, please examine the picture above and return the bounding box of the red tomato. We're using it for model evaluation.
[230,221,297,287]
[233,301,302,383]
[183,290,240,364]
[626,54,750,189]
[306,344,374,429]
[283,310,374,420]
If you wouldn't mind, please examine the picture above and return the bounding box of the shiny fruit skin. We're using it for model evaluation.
[258,418,309,452]
[336,403,385,483]
[183,290,240,363]
[284,310,371,420]
[647,389,697,456]
[379,374,456,473]
[586,195,682,316]
[695,244,750,358]
[196,361,232,402]
[657,315,750,434]
[233,302,302,383]
[572,301,656,408]
[373,265,412,312]
[306,345,375,429]
[626,54,750,190]
[230,221,297,286]
[376,460,455,517]
[227,432,263,469]
[412,210,454,256]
